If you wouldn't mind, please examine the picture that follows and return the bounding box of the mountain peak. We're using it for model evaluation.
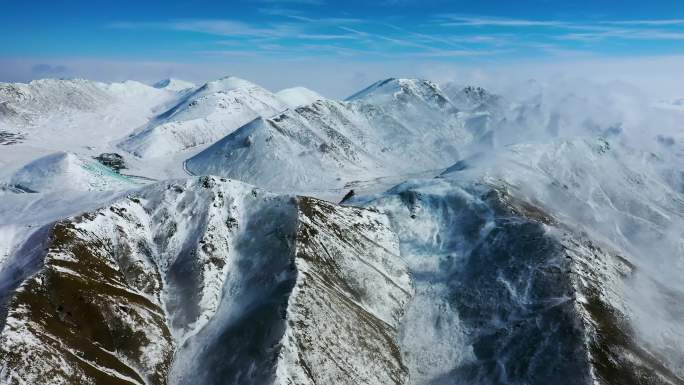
[201,76,261,93]
[441,82,502,111]
[346,78,454,113]
[276,86,324,108]
[347,78,433,101]
[118,76,287,159]
[346,78,444,102]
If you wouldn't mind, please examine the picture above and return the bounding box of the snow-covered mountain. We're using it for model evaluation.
[0,177,411,385]
[347,78,451,106]
[0,78,186,185]
[119,77,288,159]
[0,78,176,138]
[0,79,114,124]
[185,79,483,194]
[183,102,384,194]
[6,151,140,193]
[1,74,683,385]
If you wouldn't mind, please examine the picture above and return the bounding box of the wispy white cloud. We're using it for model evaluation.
[257,7,305,17]
[338,26,370,37]
[285,14,365,24]
[600,19,684,26]
[110,20,299,38]
[559,29,684,41]
[435,15,684,36]
[257,6,364,25]
[339,25,505,57]
[386,24,513,47]
[111,15,365,43]
[295,33,358,40]
[109,13,684,64]
[436,15,572,28]
[167,20,300,38]
[432,15,684,44]
[113,15,512,54]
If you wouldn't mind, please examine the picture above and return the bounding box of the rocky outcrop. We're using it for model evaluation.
[94,153,127,173]
[277,197,411,385]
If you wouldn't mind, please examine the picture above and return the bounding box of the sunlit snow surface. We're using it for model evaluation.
[0,75,683,384]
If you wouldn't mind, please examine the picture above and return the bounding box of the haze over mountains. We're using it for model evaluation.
[1,74,683,385]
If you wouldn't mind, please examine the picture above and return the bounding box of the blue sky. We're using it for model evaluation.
[1,0,684,97]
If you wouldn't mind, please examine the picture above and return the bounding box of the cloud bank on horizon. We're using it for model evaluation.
[1,0,683,98]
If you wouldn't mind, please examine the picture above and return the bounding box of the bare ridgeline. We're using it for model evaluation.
[1,76,684,384]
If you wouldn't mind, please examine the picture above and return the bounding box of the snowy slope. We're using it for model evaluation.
[346,79,477,164]
[186,79,477,194]
[5,151,140,193]
[0,177,411,385]
[0,78,177,144]
[0,79,114,125]
[0,78,187,187]
[118,77,288,159]
[184,106,383,194]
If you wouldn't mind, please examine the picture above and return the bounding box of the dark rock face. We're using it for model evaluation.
[0,216,174,385]
[286,197,411,385]
[445,220,588,384]
[95,153,127,172]
[0,130,25,145]
[340,189,355,204]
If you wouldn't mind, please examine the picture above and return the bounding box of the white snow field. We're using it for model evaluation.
[0,74,683,385]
